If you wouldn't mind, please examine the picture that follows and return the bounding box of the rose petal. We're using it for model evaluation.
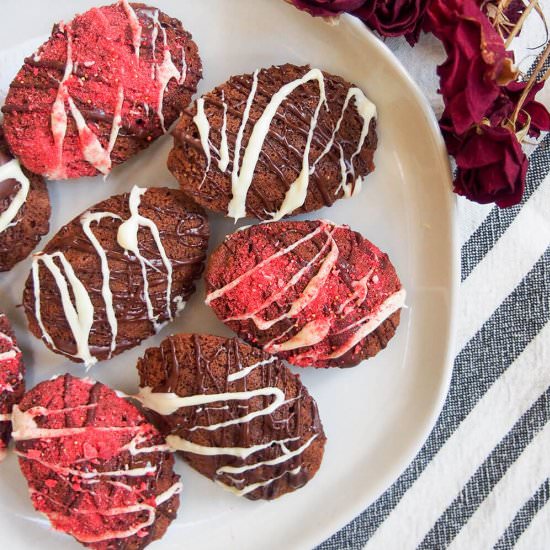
[287,0,367,17]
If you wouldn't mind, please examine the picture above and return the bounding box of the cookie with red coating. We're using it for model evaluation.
[12,374,181,549]
[204,220,405,368]
[168,63,377,221]
[22,186,209,368]
[0,126,50,271]
[0,312,25,461]
[2,1,202,180]
[136,333,326,500]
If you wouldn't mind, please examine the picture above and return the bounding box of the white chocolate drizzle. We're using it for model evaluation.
[216,466,302,497]
[136,386,286,431]
[226,355,277,382]
[138,339,320,498]
[217,435,317,475]
[193,98,211,179]
[61,480,182,544]
[218,90,229,171]
[0,159,31,233]
[0,349,17,363]
[13,393,182,544]
[108,85,125,154]
[265,69,327,221]
[227,69,327,220]
[17,451,157,479]
[311,87,376,197]
[68,98,112,176]
[31,252,96,366]
[120,0,142,58]
[142,8,185,132]
[80,211,121,355]
[117,186,174,330]
[48,24,73,179]
[47,24,126,178]
[31,187,176,366]
[207,221,406,361]
[266,317,331,353]
[322,288,406,359]
[11,404,141,441]
[193,68,376,221]
[224,227,339,330]
[205,221,326,304]
[336,269,373,315]
[166,434,300,459]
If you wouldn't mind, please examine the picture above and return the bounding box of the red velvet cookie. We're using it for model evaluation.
[205,220,405,368]
[12,374,181,549]
[23,186,209,367]
[0,126,50,271]
[0,312,25,461]
[168,63,377,221]
[3,1,202,180]
[136,334,326,500]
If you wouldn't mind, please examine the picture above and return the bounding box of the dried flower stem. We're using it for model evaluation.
[505,0,540,48]
[511,41,550,126]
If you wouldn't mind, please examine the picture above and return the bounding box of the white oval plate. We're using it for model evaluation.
[0,1,457,548]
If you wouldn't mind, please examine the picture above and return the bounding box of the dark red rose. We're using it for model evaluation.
[285,0,366,17]
[425,0,516,135]
[453,125,527,208]
[496,81,550,138]
[438,109,464,156]
[353,0,430,45]
[477,0,525,38]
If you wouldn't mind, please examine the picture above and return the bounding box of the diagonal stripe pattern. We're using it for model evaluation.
[460,134,550,282]
[318,150,550,550]
[316,14,550,548]
[418,387,550,549]
[494,479,550,549]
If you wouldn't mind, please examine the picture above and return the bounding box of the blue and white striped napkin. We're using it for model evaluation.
[319,6,550,549]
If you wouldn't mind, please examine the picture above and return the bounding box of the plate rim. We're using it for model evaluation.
[0,5,459,549]
[306,14,459,548]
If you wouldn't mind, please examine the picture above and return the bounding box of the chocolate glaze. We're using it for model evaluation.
[23,188,209,364]
[138,334,326,500]
[170,64,377,220]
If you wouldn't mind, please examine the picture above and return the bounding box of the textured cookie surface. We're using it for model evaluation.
[0,312,25,461]
[12,374,181,549]
[0,126,50,271]
[3,1,202,180]
[23,186,209,367]
[205,220,405,368]
[168,63,377,221]
[137,334,326,500]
